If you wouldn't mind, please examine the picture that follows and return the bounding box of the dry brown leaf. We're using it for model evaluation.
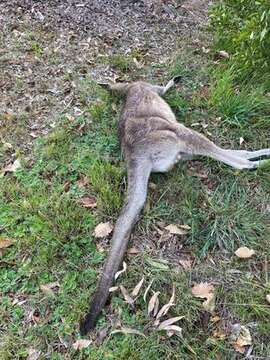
[78,196,97,208]
[131,277,144,297]
[191,282,215,312]
[233,343,246,354]
[203,292,215,312]
[266,294,270,304]
[72,339,92,350]
[115,261,127,280]
[76,176,89,187]
[156,285,175,320]
[143,279,154,302]
[191,282,214,298]
[148,291,160,316]
[111,327,146,337]
[165,224,189,235]
[235,247,255,259]
[157,316,184,330]
[235,326,252,347]
[119,285,134,306]
[94,222,113,238]
[2,159,21,174]
[213,328,226,340]
[0,237,15,249]
[40,282,60,296]
[27,348,41,360]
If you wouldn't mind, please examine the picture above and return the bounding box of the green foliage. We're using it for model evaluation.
[88,160,125,215]
[209,0,270,81]
[208,68,270,125]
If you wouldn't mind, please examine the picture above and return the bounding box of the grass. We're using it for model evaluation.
[1,19,270,360]
[208,67,270,127]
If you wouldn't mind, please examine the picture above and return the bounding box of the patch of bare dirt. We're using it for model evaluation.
[0,0,211,163]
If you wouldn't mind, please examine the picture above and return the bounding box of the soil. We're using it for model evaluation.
[0,0,210,162]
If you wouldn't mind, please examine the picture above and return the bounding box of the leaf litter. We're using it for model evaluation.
[191,282,216,312]
[94,222,113,238]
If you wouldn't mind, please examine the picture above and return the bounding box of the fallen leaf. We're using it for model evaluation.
[148,291,160,316]
[213,328,226,340]
[156,285,175,320]
[27,348,41,360]
[78,196,97,208]
[2,159,21,174]
[40,282,60,296]
[115,261,127,280]
[235,326,252,347]
[191,282,215,312]
[72,339,92,350]
[235,247,255,259]
[165,224,189,235]
[0,237,15,249]
[203,293,215,312]
[191,282,214,298]
[131,277,144,297]
[233,343,246,354]
[164,324,183,337]
[143,279,154,302]
[218,50,229,58]
[266,294,270,304]
[119,285,134,306]
[94,222,113,238]
[109,286,119,293]
[76,176,89,187]
[153,295,160,317]
[111,327,146,337]
[157,316,184,330]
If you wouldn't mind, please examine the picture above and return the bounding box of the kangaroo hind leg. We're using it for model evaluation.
[226,148,270,160]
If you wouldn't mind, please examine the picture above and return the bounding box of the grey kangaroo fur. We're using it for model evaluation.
[80,77,270,335]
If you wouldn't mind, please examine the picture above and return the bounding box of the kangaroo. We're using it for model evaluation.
[80,77,270,335]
